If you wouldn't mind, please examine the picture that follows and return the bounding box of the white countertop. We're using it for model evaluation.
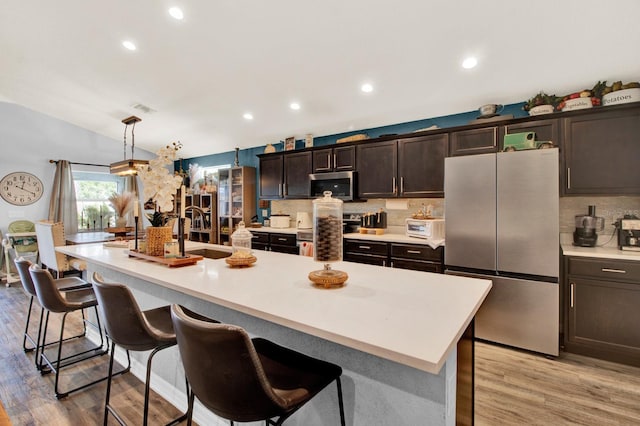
[58,242,490,374]
[560,232,640,261]
[248,226,299,234]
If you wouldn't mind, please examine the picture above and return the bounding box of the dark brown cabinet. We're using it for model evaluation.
[344,239,389,266]
[356,135,447,199]
[390,243,444,273]
[563,106,640,195]
[344,239,444,273]
[564,256,640,367]
[259,152,312,199]
[397,134,448,198]
[312,145,355,173]
[356,140,397,198]
[449,127,498,156]
[259,154,283,199]
[283,151,312,198]
[250,231,298,254]
[502,118,560,148]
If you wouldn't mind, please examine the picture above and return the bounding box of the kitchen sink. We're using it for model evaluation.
[185,248,232,259]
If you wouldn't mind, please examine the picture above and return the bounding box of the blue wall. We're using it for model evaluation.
[177,102,528,221]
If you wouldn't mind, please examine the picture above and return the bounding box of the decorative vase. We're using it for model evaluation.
[146,226,172,256]
[116,217,127,228]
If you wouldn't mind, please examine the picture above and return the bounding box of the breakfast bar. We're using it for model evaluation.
[58,242,491,425]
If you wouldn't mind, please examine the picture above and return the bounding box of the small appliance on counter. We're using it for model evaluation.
[573,205,604,247]
[296,212,312,229]
[618,215,640,251]
[270,213,290,228]
[406,218,445,240]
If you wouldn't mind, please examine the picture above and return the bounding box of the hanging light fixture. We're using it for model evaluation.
[110,115,149,175]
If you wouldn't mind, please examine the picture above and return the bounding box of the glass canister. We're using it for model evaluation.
[231,221,252,254]
[312,191,343,264]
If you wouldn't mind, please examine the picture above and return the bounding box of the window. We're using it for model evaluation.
[73,171,125,231]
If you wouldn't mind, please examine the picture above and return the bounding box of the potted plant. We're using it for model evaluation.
[108,191,136,228]
[523,92,559,115]
[136,142,184,255]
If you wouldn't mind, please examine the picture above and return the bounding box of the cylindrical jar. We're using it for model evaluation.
[312,191,343,263]
[231,221,252,254]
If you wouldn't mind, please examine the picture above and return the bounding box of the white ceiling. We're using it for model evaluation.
[1,1,639,159]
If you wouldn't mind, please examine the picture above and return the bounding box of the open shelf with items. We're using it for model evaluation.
[218,166,256,245]
[184,192,217,243]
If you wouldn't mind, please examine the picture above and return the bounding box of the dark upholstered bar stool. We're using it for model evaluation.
[14,257,91,369]
[29,265,117,399]
[92,272,194,426]
[170,304,346,426]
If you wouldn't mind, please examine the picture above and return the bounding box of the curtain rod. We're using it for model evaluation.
[49,159,109,168]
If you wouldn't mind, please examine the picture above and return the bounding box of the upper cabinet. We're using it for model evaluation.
[449,127,498,156]
[258,151,312,199]
[563,106,640,195]
[398,134,448,198]
[356,134,448,199]
[312,145,356,173]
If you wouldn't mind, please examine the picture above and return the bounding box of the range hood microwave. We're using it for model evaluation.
[309,171,357,201]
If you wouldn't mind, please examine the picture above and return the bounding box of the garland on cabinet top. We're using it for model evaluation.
[523,79,640,113]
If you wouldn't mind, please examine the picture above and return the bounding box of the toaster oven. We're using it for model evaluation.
[405,218,445,239]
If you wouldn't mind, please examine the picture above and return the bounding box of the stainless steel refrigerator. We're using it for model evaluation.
[444,149,559,356]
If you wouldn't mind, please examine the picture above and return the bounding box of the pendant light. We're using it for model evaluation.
[110,115,149,175]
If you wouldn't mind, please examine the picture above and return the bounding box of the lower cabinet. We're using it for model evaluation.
[564,256,640,367]
[251,231,298,254]
[344,239,444,273]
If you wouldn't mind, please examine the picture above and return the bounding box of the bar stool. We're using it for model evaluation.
[170,304,346,426]
[29,265,118,399]
[92,272,198,426]
[14,257,91,370]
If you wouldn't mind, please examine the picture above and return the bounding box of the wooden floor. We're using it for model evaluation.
[1,282,640,425]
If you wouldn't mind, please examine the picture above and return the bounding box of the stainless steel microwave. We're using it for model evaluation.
[309,171,356,201]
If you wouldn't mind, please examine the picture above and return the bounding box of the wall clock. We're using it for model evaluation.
[0,172,44,206]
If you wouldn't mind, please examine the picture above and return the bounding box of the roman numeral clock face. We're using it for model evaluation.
[0,172,44,206]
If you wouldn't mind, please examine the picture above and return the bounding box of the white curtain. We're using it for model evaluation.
[48,160,78,233]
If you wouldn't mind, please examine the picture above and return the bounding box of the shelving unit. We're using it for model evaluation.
[184,192,217,243]
[218,166,256,245]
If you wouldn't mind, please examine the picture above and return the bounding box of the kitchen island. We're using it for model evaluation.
[58,242,490,426]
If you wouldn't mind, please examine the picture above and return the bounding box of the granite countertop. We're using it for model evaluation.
[57,241,490,374]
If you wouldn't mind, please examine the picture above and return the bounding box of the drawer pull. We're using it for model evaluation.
[407,250,421,254]
[277,238,288,242]
[601,268,626,274]
[358,245,371,250]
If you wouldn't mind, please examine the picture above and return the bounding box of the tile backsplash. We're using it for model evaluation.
[272,196,640,238]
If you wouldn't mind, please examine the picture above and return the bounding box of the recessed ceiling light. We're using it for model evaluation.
[169,7,184,20]
[243,112,254,120]
[361,83,374,93]
[290,102,301,111]
[122,40,137,51]
[462,57,477,69]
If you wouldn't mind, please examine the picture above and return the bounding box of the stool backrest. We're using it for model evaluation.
[29,265,68,313]
[91,273,164,351]
[170,304,285,422]
[14,257,37,297]
[35,221,70,273]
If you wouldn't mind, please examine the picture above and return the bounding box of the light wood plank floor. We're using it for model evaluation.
[1,282,640,425]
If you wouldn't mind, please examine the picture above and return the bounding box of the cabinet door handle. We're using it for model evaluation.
[358,245,371,250]
[383,260,386,267]
[278,183,283,197]
[392,177,397,195]
[333,153,337,169]
[491,127,497,147]
[390,261,394,268]
[567,167,571,189]
[602,268,626,274]
[570,282,575,308]
[400,177,405,194]
[277,238,288,242]
[407,250,421,254]
[328,154,332,170]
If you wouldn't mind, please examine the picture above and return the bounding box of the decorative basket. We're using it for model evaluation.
[146,226,172,256]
